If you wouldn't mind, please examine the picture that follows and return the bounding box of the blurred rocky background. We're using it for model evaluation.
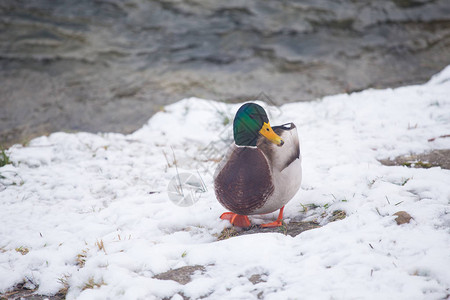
[1,0,450,147]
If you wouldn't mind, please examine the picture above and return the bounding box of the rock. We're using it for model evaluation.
[393,211,413,225]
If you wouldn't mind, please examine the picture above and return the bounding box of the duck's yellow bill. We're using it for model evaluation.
[259,122,284,146]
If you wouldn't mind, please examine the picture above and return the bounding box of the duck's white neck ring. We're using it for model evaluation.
[235,144,257,149]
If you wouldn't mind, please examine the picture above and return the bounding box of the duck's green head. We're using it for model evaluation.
[233,103,284,147]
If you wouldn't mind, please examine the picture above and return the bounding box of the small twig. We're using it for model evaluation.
[162,150,172,167]
[95,239,106,254]
[171,146,184,197]
[428,134,450,142]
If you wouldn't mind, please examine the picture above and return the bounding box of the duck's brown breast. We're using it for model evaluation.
[214,147,274,215]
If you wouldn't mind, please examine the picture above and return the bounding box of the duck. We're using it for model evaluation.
[214,102,302,228]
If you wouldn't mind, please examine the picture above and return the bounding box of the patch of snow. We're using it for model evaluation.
[1,66,449,299]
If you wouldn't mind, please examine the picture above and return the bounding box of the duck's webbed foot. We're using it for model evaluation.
[260,206,285,228]
[220,212,251,228]
[260,220,283,228]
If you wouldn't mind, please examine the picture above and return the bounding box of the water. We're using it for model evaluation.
[1,0,450,146]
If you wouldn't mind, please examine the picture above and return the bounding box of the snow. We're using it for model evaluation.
[1,65,450,299]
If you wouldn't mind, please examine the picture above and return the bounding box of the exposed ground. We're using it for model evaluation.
[380,149,450,170]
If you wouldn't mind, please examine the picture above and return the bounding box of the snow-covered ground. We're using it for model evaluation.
[1,66,450,300]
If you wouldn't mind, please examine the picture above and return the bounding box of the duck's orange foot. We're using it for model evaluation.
[260,220,283,228]
[220,212,251,228]
[260,206,285,228]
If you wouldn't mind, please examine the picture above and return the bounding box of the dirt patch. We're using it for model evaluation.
[327,210,347,222]
[379,149,450,170]
[217,209,349,240]
[218,220,321,240]
[0,283,66,300]
[248,273,267,285]
[154,265,206,285]
[393,211,413,225]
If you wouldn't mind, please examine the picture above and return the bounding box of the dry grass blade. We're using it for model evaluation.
[95,240,106,254]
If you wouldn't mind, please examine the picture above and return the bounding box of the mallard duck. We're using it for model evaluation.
[214,102,302,228]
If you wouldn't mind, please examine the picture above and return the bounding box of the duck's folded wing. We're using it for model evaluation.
[214,147,274,215]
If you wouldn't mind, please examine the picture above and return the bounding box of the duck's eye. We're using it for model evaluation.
[266,128,269,131]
